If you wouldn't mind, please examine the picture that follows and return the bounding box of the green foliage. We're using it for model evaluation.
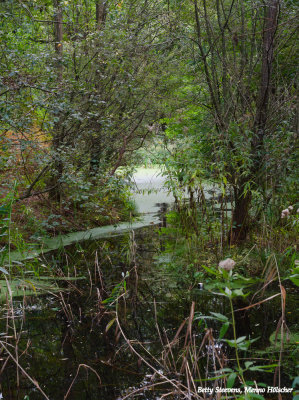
[194,262,283,394]
[1,0,179,231]
[101,271,128,309]
[0,2,298,397]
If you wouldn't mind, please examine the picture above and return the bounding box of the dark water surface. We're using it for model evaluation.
[1,224,298,400]
[1,170,297,399]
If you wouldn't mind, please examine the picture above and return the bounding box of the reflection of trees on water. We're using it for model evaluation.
[1,215,297,398]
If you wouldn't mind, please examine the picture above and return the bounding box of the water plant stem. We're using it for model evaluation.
[229,295,246,386]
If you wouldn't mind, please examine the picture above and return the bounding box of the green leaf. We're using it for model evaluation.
[232,288,246,297]
[219,321,230,339]
[210,312,228,322]
[201,264,218,275]
[105,317,116,332]
[101,298,112,305]
[249,364,278,372]
[225,336,246,348]
[236,336,247,343]
[227,372,237,388]
[0,266,9,275]
[292,376,299,387]
[218,368,234,373]
[194,314,215,320]
[244,361,254,369]
[289,274,299,287]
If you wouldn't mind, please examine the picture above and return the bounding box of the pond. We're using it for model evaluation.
[0,169,297,399]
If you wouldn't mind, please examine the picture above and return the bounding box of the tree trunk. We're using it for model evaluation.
[49,0,63,202]
[231,0,279,242]
[230,184,252,243]
[54,0,63,78]
[252,0,280,179]
[96,1,107,30]
[193,0,280,243]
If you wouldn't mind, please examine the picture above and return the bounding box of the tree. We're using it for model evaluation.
[96,0,107,29]
[49,0,64,202]
[189,0,297,242]
[0,0,176,207]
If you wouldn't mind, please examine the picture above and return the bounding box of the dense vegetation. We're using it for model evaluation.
[0,0,298,399]
[1,0,297,239]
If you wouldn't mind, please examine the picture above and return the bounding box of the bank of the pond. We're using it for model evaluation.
[8,214,160,262]
[8,167,172,262]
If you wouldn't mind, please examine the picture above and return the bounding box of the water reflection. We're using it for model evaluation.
[0,169,297,399]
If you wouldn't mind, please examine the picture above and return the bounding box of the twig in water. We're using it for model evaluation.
[64,364,101,399]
